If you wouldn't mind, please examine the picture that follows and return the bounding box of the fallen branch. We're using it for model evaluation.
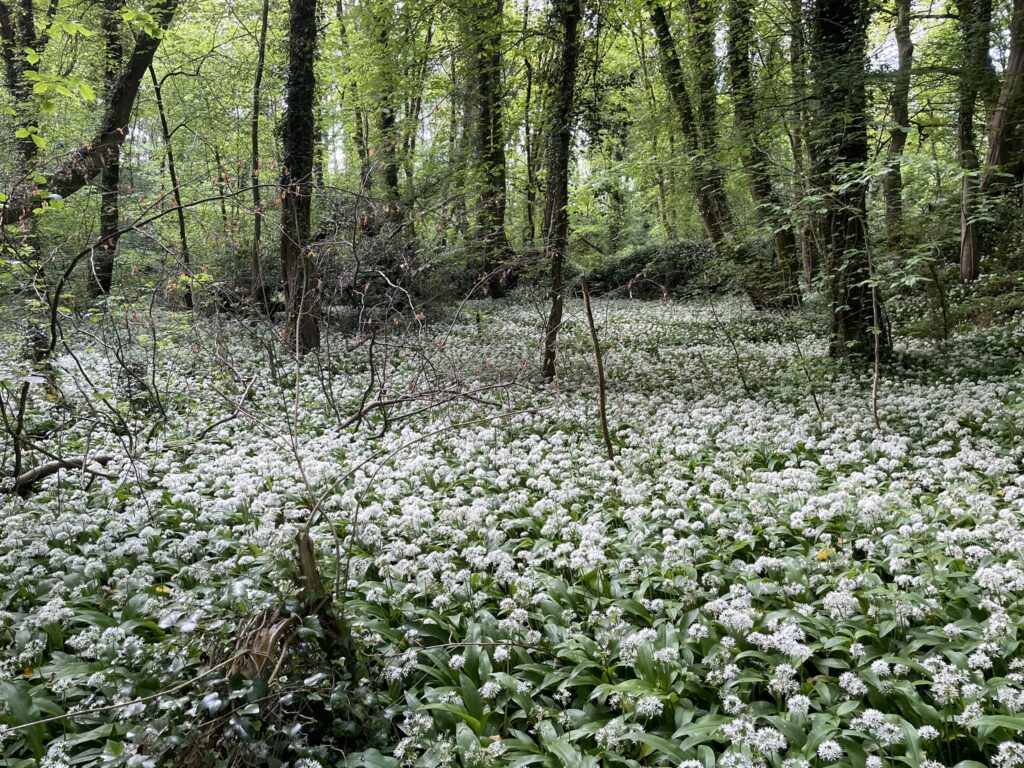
[7,453,120,495]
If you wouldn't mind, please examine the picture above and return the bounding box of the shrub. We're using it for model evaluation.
[586,240,718,298]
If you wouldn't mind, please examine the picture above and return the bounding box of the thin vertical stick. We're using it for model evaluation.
[865,216,882,432]
[582,282,614,462]
[705,295,751,396]
[871,281,881,431]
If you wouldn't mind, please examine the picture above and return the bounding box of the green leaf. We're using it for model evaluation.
[628,731,688,762]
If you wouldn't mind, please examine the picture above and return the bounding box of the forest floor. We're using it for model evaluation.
[2,296,1024,767]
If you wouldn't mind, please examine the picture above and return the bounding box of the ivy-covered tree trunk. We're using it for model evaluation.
[0,0,42,172]
[91,0,124,297]
[468,0,511,299]
[250,0,270,296]
[371,5,402,222]
[810,0,887,359]
[956,0,998,281]
[648,1,732,253]
[727,0,802,307]
[280,0,321,354]
[981,0,1024,190]
[523,56,538,249]
[788,0,816,290]
[542,0,582,381]
[882,0,913,239]
[0,0,48,272]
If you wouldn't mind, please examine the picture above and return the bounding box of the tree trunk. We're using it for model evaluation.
[981,0,1024,190]
[648,0,733,252]
[810,0,886,359]
[0,0,179,227]
[0,0,41,166]
[336,1,372,193]
[523,57,538,249]
[91,0,124,297]
[727,0,802,306]
[0,0,50,270]
[635,31,676,241]
[280,0,321,353]
[250,0,270,296]
[883,0,913,238]
[957,0,998,281]
[373,10,402,221]
[788,0,816,290]
[469,0,511,298]
[542,0,582,381]
[150,66,192,309]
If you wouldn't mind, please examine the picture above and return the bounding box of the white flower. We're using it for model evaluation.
[870,660,891,678]
[751,726,787,754]
[653,647,680,664]
[968,650,992,670]
[479,681,502,700]
[824,590,859,620]
[787,695,811,716]
[839,671,868,698]
[994,741,1024,768]
[817,740,843,762]
[635,696,663,718]
[723,694,746,715]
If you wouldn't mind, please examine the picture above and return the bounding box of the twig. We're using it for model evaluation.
[193,376,258,440]
[705,295,751,396]
[0,652,246,733]
[871,281,882,431]
[582,282,614,462]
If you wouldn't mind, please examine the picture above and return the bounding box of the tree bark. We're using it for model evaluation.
[250,0,270,296]
[372,7,402,220]
[0,0,54,269]
[956,0,998,281]
[542,0,582,381]
[149,66,192,309]
[469,0,511,298]
[788,0,816,290]
[727,0,802,306]
[91,0,125,296]
[648,0,733,251]
[634,30,676,240]
[981,0,1024,190]
[0,0,179,228]
[0,0,42,166]
[810,0,886,359]
[883,0,913,238]
[280,0,321,354]
[523,57,538,249]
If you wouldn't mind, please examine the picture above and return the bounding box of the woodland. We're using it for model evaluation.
[1,0,1024,765]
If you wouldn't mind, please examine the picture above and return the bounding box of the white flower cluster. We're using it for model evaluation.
[2,298,1023,765]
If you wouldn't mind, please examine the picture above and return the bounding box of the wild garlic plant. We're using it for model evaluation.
[1,297,1023,767]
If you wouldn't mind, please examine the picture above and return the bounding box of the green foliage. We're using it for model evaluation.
[586,240,718,298]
